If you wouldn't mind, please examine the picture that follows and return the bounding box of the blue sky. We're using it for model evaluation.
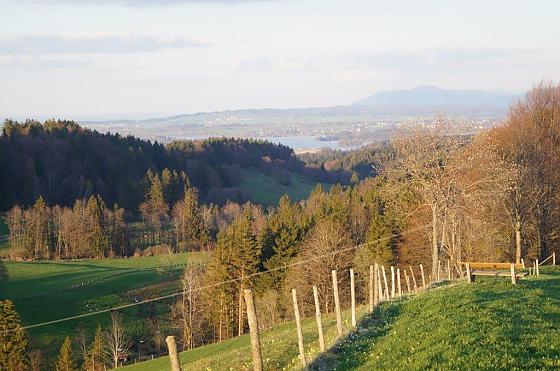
[0,0,559,118]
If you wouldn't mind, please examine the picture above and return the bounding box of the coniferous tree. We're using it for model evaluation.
[0,300,30,371]
[55,336,74,371]
[354,208,394,271]
[30,196,50,259]
[85,195,108,258]
[204,210,261,339]
[140,170,169,244]
[261,196,308,291]
[87,326,104,371]
[172,185,207,252]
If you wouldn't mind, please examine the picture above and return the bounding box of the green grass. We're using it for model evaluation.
[123,305,368,371]
[311,267,560,370]
[239,168,323,205]
[0,252,208,363]
[127,268,560,371]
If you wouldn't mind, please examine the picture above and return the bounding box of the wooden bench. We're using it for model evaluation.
[462,262,528,284]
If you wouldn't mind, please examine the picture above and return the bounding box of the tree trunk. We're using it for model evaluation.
[431,203,439,278]
[238,272,244,337]
[515,215,522,264]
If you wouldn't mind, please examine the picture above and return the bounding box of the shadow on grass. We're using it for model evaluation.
[308,300,404,370]
[0,259,6,295]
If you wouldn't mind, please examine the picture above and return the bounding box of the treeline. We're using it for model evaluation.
[6,196,127,259]
[5,171,209,259]
[0,121,348,211]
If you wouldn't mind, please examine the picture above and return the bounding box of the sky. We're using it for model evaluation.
[0,0,559,119]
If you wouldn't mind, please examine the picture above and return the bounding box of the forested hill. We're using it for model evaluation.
[0,119,349,211]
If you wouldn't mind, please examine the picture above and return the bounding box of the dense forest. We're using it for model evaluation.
[0,121,350,211]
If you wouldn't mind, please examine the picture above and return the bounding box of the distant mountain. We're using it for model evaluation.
[353,85,519,107]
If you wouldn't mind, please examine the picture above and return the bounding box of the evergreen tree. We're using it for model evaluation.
[55,336,74,371]
[30,196,50,259]
[85,195,108,258]
[172,185,207,252]
[204,210,261,339]
[0,300,30,371]
[354,202,394,272]
[87,326,104,371]
[140,170,169,244]
[261,195,308,291]
[350,171,360,185]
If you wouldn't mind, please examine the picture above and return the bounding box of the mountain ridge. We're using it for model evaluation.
[353,85,520,107]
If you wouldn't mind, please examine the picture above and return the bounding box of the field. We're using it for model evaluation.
[0,252,209,362]
[239,168,323,205]
[313,266,560,369]
[127,267,560,370]
[123,305,367,371]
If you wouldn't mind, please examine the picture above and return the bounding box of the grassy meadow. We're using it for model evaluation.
[0,252,209,362]
[312,266,560,370]
[239,168,322,205]
[123,304,368,371]
[127,267,560,371]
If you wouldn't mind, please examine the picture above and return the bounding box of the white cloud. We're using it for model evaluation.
[15,0,271,5]
[0,34,208,55]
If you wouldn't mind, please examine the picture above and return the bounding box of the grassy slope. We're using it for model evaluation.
[124,306,368,371]
[127,267,560,371]
[0,252,208,361]
[312,267,560,370]
[239,168,322,205]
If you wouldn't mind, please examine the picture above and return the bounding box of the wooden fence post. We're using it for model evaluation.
[447,259,451,280]
[437,261,442,282]
[404,270,411,293]
[369,263,379,313]
[350,268,356,327]
[244,289,263,371]
[536,259,540,276]
[554,252,556,266]
[332,270,343,336]
[409,266,417,292]
[466,263,472,283]
[292,289,306,367]
[390,266,395,298]
[521,258,525,268]
[510,264,516,285]
[420,264,426,289]
[165,336,182,371]
[397,268,402,297]
[368,265,375,313]
[381,266,389,299]
[312,286,325,352]
[377,266,384,301]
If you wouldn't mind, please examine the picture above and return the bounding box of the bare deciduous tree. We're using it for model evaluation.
[104,312,131,369]
[171,264,205,350]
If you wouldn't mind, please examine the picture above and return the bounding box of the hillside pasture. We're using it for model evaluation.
[312,267,560,370]
[0,252,209,363]
[239,167,322,205]
[123,305,367,371]
[125,267,560,371]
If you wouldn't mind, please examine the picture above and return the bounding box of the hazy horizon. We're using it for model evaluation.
[1,0,559,118]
